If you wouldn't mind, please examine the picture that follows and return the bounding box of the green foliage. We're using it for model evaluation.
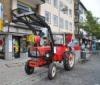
[79,11,100,39]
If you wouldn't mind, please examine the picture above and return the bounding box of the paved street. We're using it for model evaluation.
[0,54,100,85]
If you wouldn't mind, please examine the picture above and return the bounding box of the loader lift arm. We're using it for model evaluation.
[12,8,54,56]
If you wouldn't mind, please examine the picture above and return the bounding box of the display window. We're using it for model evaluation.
[20,36,27,53]
[13,36,20,58]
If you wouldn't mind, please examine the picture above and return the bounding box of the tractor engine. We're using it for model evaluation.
[29,35,51,59]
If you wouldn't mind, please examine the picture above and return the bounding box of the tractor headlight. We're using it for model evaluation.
[46,53,50,58]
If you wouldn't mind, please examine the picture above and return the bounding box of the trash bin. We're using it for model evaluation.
[81,50,86,60]
[74,44,81,63]
[74,50,81,63]
[81,50,90,61]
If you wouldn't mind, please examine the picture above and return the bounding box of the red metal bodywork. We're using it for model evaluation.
[30,46,51,56]
[29,46,51,67]
[29,45,70,67]
[29,58,47,67]
[53,45,67,61]
[28,34,73,68]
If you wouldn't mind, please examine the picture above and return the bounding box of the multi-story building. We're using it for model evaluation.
[74,0,80,34]
[0,0,45,60]
[0,0,75,60]
[40,0,75,34]
[79,1,87,35]
[74,0,88,34]
[79,1,87,24]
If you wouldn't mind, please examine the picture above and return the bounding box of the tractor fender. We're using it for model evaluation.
[63,51,70,59]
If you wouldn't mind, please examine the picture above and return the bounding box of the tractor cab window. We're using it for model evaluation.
[53,35,64,45]
[39,28,50,46]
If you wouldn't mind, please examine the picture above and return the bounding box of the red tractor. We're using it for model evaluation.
[12,9,75,80]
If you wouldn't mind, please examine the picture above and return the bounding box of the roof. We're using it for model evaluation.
[79,1,88,12]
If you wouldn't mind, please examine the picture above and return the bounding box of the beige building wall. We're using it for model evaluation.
[40,0,75,34]
[1,0,75,34]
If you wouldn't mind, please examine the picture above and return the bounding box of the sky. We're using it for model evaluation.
[81,0,100,18]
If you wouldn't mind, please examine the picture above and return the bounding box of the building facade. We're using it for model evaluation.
[74,0,80,34]
[79,1,87,35]
[0,0,75,60]
[0,0,44,60]
[79,2,87,23]
[40,0,75,34]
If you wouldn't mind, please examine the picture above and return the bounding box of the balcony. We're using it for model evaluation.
[18,0,45,8]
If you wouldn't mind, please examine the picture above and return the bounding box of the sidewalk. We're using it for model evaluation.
[0,55,81,68]
[0,57,30,68]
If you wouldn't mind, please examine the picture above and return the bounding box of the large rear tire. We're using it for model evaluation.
[25,61,34,75]
[48,63,57,80]
[63,52,75,71]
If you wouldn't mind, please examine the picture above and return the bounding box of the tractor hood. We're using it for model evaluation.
[30,46,51,56]
[18,0,45,8]
[37,46,51,53]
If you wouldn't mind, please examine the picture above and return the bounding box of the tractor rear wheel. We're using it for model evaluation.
[63,52,75,71]
[25,61,34,75]
[48,63,57,80]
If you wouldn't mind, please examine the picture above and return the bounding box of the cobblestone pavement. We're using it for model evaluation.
[0,54,100,85]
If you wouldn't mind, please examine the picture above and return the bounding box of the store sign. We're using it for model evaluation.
[0,3,4,31]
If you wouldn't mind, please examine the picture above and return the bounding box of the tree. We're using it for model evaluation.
[79,11,100,39]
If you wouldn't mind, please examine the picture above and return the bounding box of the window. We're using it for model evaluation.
[65,20,68,29]
[53,35,64,44]
[53,15,58,26]
[45,11,51,23]
[67,0,72,4]
[69,9,72,16]
[63,6,68,15]
[0,3,3,18]
[17,2,32,13]
[69,22,72,29]
[69,0,72,4]
[59,1,63,11]
[45,0,51,4]
[79,5,84,14]
[59,18,64,28]
[80,16,83,22]
[53,0,58,8]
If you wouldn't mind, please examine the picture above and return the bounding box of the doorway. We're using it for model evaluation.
[13,36,20,58]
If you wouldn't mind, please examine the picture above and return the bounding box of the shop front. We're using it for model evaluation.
[0,23,33,60]
[20,35,28,58]
[12,36,21,58]
[12,35,28,59]
[0,34,5,59]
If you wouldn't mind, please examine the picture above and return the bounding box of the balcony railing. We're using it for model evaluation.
[18,0,45,7]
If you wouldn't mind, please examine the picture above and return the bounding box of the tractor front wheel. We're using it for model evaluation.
[25,61,34,75]
[48,63,57,80]
[63,52,75,71]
